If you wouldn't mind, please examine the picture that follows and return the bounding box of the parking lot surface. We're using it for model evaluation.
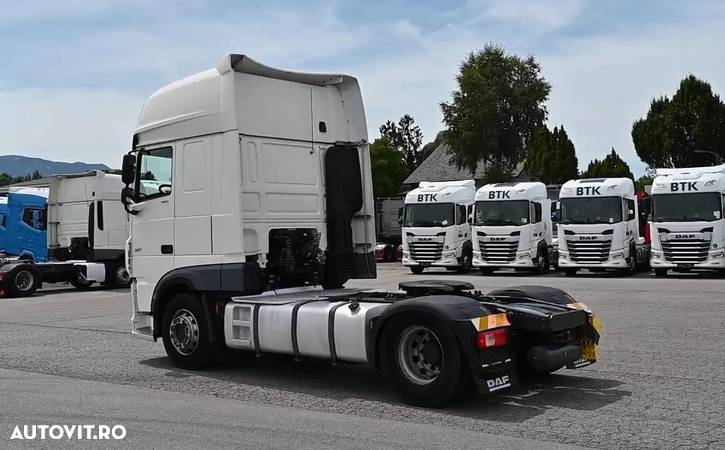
[0,264,723,449]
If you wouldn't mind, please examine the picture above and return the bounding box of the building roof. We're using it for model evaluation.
[404,143,485,185]
[403,142,528,185]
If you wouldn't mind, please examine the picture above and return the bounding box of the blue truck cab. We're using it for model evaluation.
[0,196,8,253]
[4,187,49,262]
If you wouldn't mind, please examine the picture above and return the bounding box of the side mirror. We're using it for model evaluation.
[467,217,473,224]
[122,154,136,185]
[121,186,138,215]
[397,217,403,225]
[159,184,172,195]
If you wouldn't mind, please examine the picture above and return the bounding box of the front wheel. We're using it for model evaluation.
[564,269,578,277]
[161,293,214,370]
[654,268,668,277]
[534,248,549,274]
[410,266,425,275]
[8,267,40,297]
[456,252,471,274]
[379,313,466,407]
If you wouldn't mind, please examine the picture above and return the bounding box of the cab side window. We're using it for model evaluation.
[0,213,6,229]
[457,204,467,225]
[626,199,636,221]
[533,202,542,223]
[136,147,173,200]
[22,208,47,231]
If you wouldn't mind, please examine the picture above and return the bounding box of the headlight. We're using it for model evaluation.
[710,250,725,258]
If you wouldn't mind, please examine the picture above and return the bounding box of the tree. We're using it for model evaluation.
[441,44,551,182]
[525,125,578,184]
[632,75,725,168]
[582,148,634,180]
[635,175,653,192]
[370,138,406,198]
[31,170,42,180]
[0,173,12,186]
[379,114,424,174]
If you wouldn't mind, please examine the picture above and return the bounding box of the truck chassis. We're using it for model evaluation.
[138,280,601,407]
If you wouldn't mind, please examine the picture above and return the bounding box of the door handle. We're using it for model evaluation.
[161,245,173,254]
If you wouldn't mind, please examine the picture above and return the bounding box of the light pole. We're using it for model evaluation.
[694,149,724,164]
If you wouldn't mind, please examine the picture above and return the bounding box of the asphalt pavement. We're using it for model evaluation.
[0,264,723,449]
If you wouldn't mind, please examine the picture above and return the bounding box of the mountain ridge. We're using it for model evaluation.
[0,155,112,177]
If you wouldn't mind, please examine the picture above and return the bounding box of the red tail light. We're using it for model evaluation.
[477,328,508,349]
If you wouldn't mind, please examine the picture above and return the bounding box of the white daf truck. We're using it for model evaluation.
[122,54,602,407]
[401,180,475,274]
[557,177,644,276]
[649,164,725,276]
[472,182,552,274]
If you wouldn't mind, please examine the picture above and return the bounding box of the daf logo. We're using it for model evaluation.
[579,236,597,240]
[489,237,506,241]
[417,237,433,241]
[486,375,511,391]
[674,234,695,239]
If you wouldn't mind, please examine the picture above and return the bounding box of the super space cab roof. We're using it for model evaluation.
[476,181,547,201]
[652,164,725,194]
[405,180,476,204]
[134,54,367,147]
[560,177,635,198]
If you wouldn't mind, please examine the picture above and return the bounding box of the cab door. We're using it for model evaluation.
[129,145,175,311]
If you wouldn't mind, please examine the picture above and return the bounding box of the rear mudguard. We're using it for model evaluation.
[367,295,516,394]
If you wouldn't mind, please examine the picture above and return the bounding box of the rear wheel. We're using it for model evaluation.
[380,313,466,407]
[103,262,132,288]
[8,267,40,297]
[162,293,214,370]
[410,266,425,275]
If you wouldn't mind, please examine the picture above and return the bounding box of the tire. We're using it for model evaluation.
[8,267,40,297]
[161,293,214,370]
[104,262,131,289]
[456,249,471,274]
[410,266,425,275]
[479,268,494,275]
[654,268,668,277]
[534,247,549,274]
[564,269,578,277]
[379,313,466,407]
[623,247,637,276]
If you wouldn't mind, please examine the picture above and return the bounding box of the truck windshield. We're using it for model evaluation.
[403,203,454,227]
[560,197,622,224]
[652,192,722,222]
[474,200,529,226]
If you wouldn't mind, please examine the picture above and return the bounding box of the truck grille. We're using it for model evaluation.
[408,241,444,262]
[566,239,611,263]
[479,240,518,263]
[662,239,710,264]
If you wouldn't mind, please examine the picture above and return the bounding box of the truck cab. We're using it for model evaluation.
[0,196,8,253]
[649,164,725,276]
[4,187,49,261]
[472,182,552,274]
[401,180,475,274]
[122,54,376,340]
[557,177,641,276]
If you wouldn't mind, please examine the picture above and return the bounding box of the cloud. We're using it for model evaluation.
[462,0,587,31]
[0,88,143,167]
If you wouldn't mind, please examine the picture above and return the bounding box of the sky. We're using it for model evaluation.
[2,0,725,176]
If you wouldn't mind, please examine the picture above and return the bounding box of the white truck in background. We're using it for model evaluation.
[557,177,645,276]
[0,171,131,296]
[121,54,602,407]
[472,182,552,274]
[401,180,475,274]
[649,164,725,276]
